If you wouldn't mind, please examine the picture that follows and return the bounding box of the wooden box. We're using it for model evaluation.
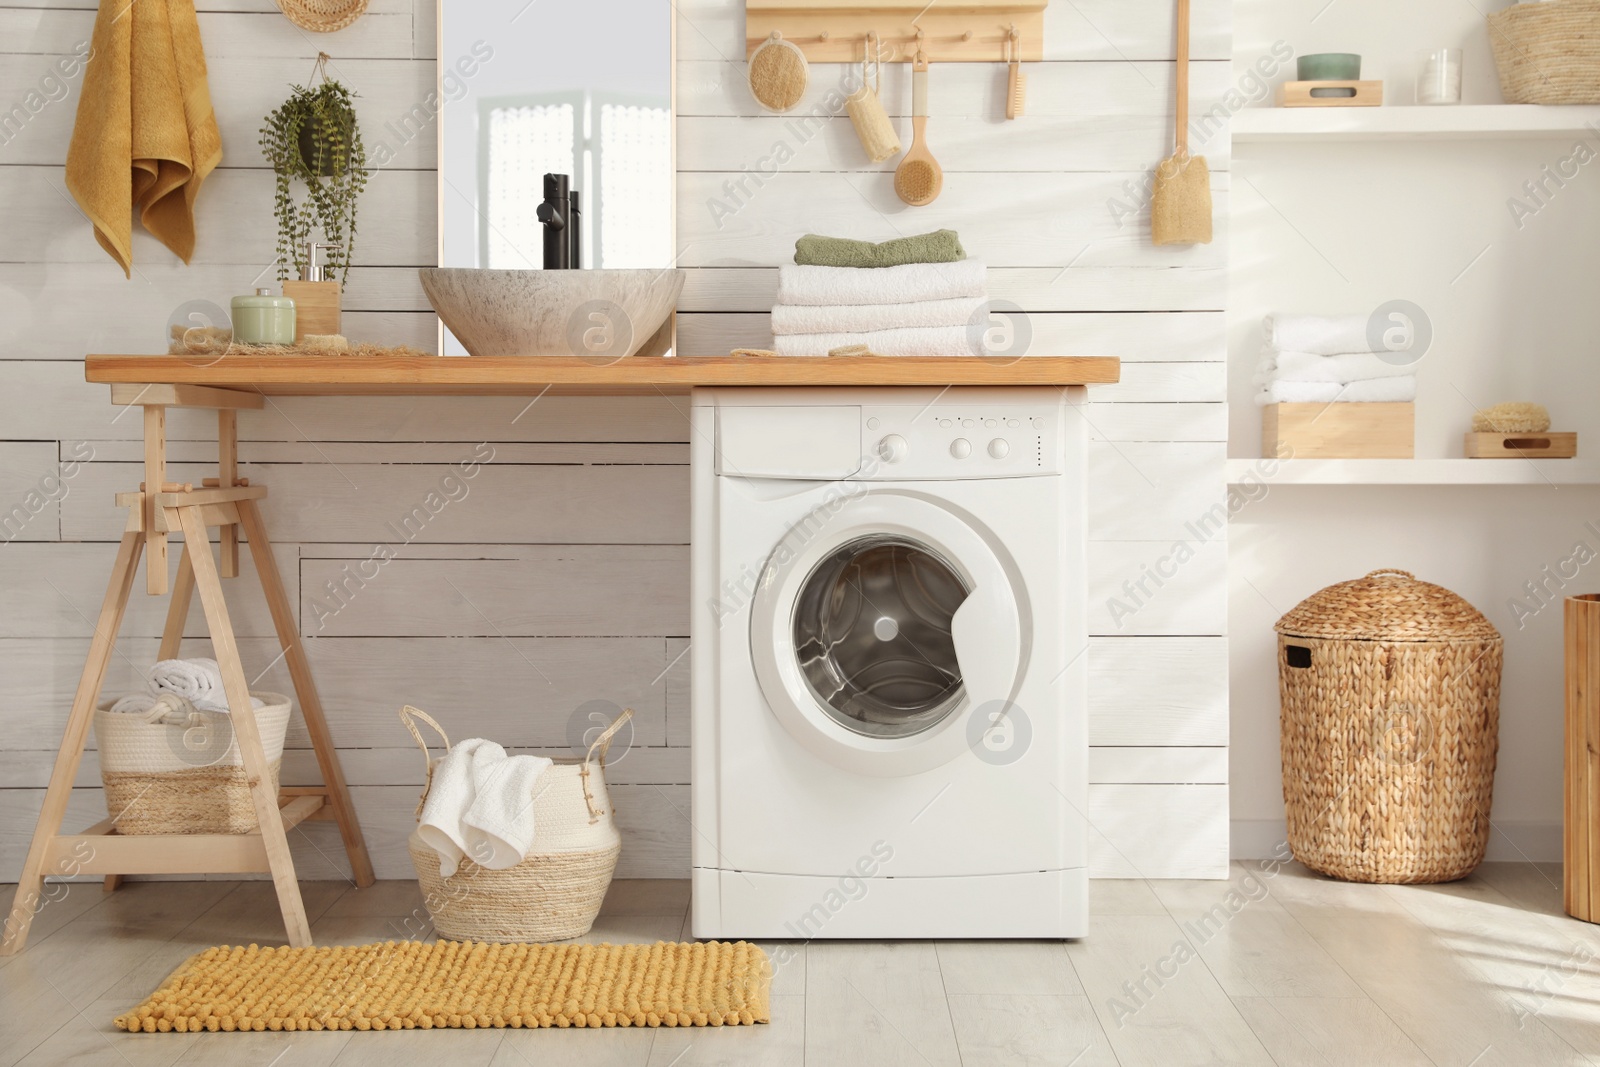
[1263,403,1414,459]
[1464,431,1577,459]
[1278,80,1384,107]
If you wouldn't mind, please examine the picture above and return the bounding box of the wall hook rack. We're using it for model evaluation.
[745,0,1046,64]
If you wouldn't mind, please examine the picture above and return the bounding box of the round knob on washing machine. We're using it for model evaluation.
[989,438,1010,459]
[950,438,972,459]
[878,434,908,463]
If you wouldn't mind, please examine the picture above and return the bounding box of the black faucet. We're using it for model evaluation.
[535,173,571,269]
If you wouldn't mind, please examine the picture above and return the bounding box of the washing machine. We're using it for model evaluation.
[689,386,1088,940]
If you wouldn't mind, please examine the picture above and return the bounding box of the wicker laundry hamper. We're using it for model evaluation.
[1276,570,1502,884]
[93,693,293,835]
[401,705,632,943]
[1489,1,1600,104]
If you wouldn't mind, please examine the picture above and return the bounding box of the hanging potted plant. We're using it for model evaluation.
[259,53,368,284]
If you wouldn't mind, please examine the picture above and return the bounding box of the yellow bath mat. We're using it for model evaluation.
[115,940,772,1033]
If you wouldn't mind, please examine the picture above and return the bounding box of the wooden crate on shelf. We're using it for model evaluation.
[1263,403,1414,459]
[1464,431,1577,459]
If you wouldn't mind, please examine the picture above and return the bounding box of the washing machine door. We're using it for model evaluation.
[749,489,1026,776]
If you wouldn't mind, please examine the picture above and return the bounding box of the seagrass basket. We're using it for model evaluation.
[401,705,632,943]
[94,693,292,835]
[1489,1,1600,104]
[1276,570,1502,884]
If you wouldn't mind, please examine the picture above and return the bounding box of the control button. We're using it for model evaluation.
[950,438,972,459]
[1006,418,1020,428]
[867,417,880,430]
[989,438,1010,459]
[962,418,974,428]
[984,418,997,428]
[877,434,908,463]
[939,418,952,428]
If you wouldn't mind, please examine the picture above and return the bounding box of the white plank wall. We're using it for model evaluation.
[0,0,1230,881]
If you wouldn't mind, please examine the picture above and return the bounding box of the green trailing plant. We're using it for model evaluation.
[259,55,368,285]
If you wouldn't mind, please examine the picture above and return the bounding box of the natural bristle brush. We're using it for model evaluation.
[1006,26,1027,119]
[894,50,943,206]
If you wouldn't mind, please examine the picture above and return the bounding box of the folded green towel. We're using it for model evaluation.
[794,230,966,269]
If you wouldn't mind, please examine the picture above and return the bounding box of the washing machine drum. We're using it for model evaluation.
[749,490,1026,777]
[793,536,967,739]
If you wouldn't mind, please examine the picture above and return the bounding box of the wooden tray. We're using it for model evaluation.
[1464,431,1577,459]
[1279,80,1384,108]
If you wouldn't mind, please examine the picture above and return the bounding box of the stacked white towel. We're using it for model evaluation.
[109,657,265,715]
[1255,314,1419,407]
[416,738,554,876]
[771,261,988,357]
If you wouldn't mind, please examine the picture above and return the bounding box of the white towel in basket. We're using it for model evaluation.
[416,738,554,877]
[147,658,263,713]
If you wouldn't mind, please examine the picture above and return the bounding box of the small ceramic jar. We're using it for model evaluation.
[231,288,296,345]
[1297,53,1361,81]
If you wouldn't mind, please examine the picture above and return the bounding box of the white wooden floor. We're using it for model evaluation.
[2,861,1598,1065]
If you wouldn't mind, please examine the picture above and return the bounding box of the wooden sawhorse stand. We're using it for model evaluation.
[1,383,374,955]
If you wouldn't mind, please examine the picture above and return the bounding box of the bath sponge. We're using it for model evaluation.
[1472,402,1551,434]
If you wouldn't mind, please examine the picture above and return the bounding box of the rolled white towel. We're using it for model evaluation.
[777,260,987,306]
[1265,314,1376,356]
[147,658,263,713]
[149,658,223,704]
[1257,348,1420,385]
[108,691,199,725]
[1256,376,1416,406]
[771,296,986,337]
[774,325,977,357]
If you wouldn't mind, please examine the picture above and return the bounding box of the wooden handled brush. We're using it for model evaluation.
[894,51,943,207]
[1151,0,1212,245]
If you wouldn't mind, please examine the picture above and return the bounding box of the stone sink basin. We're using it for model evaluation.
[419,268,686,359]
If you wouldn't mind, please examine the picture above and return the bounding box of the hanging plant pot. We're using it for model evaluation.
[297,111,356,177]
[259,54,368,284]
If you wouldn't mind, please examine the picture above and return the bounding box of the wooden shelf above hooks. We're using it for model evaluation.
[745,0,1046,63]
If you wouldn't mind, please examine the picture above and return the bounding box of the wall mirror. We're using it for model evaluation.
[437,0,675,353]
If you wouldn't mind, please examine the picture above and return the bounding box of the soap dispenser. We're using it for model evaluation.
[282,240,343,341]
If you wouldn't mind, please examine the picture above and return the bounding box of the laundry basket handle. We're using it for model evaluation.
[399,705,451,816]
[578,708,634,824]
[584,707,634,770]
[1365,569,1416,581]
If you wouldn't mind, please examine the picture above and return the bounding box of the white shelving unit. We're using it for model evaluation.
[1227,458,1600,486]
[1232,104,1600,142]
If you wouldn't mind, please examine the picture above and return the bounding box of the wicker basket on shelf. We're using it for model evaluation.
[94,693,293,835]
[401,705,632,943]
[1276,570,1502,884]
[1489,1,1600,104]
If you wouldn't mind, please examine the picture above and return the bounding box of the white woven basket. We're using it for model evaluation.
[401,705,632,943]
[94,692,292,835]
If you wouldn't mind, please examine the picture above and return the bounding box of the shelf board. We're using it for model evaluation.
[84,354,1122,397]
[1232,104,1600,142]
[1228,459,1600,486]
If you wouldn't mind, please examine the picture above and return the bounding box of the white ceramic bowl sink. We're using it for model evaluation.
[419,268,685,358]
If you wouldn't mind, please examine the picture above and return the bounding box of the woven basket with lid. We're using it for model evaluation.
[1275,569,1503,884]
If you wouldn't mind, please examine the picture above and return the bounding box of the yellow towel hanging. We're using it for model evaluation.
[65,0,223,276]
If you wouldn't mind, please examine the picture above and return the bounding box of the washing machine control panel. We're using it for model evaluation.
[860,406,1061,479]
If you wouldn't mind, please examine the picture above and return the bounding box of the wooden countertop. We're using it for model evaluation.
[84,354,1121,396]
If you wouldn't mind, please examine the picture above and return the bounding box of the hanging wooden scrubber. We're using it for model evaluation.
[1151,0,1213,245]
[276,0,370,34]
[748,31,809,112]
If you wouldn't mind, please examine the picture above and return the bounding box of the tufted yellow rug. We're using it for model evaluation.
[115,940,771,1033]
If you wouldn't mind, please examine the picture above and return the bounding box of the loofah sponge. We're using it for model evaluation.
[1472,402,1551,434]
